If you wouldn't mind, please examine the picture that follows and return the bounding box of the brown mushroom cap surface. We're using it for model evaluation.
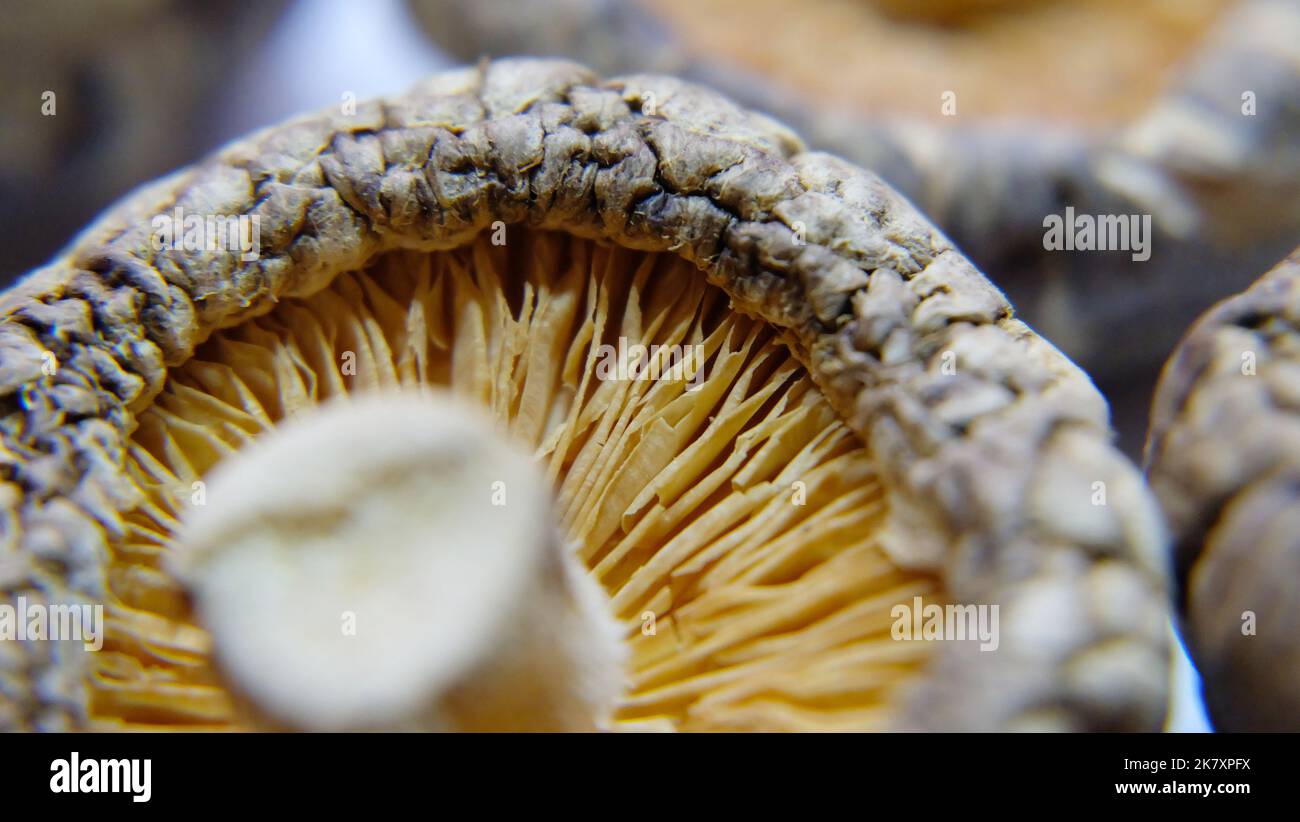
[404,0,1300,413]
[0,58,1168,731]
[1145,247,1300,731]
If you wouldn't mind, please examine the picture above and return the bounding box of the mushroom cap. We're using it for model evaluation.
[0,57,1169,731]
[1145,246,1300,731]
[401,0,1300,397]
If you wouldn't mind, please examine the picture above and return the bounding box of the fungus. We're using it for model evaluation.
[0,59,1168,731]
[1145,246,1300,731]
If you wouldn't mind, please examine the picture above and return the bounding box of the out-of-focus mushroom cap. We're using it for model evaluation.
[1145,247,1300,731]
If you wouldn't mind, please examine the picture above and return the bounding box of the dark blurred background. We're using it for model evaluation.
[0,0,449,284]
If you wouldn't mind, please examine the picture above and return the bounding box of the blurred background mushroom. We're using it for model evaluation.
[1145,247,1300,732]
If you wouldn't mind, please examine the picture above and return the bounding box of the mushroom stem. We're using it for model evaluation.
[170,391,625,731]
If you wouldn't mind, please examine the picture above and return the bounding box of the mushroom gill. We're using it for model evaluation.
[99,228,940,731]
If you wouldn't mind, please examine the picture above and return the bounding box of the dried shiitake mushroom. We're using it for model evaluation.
[0,58,1169,731]
[1145,247,1300,732]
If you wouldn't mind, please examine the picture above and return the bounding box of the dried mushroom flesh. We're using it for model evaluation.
[0,59,1169,731]
[1145,248,1300,732]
